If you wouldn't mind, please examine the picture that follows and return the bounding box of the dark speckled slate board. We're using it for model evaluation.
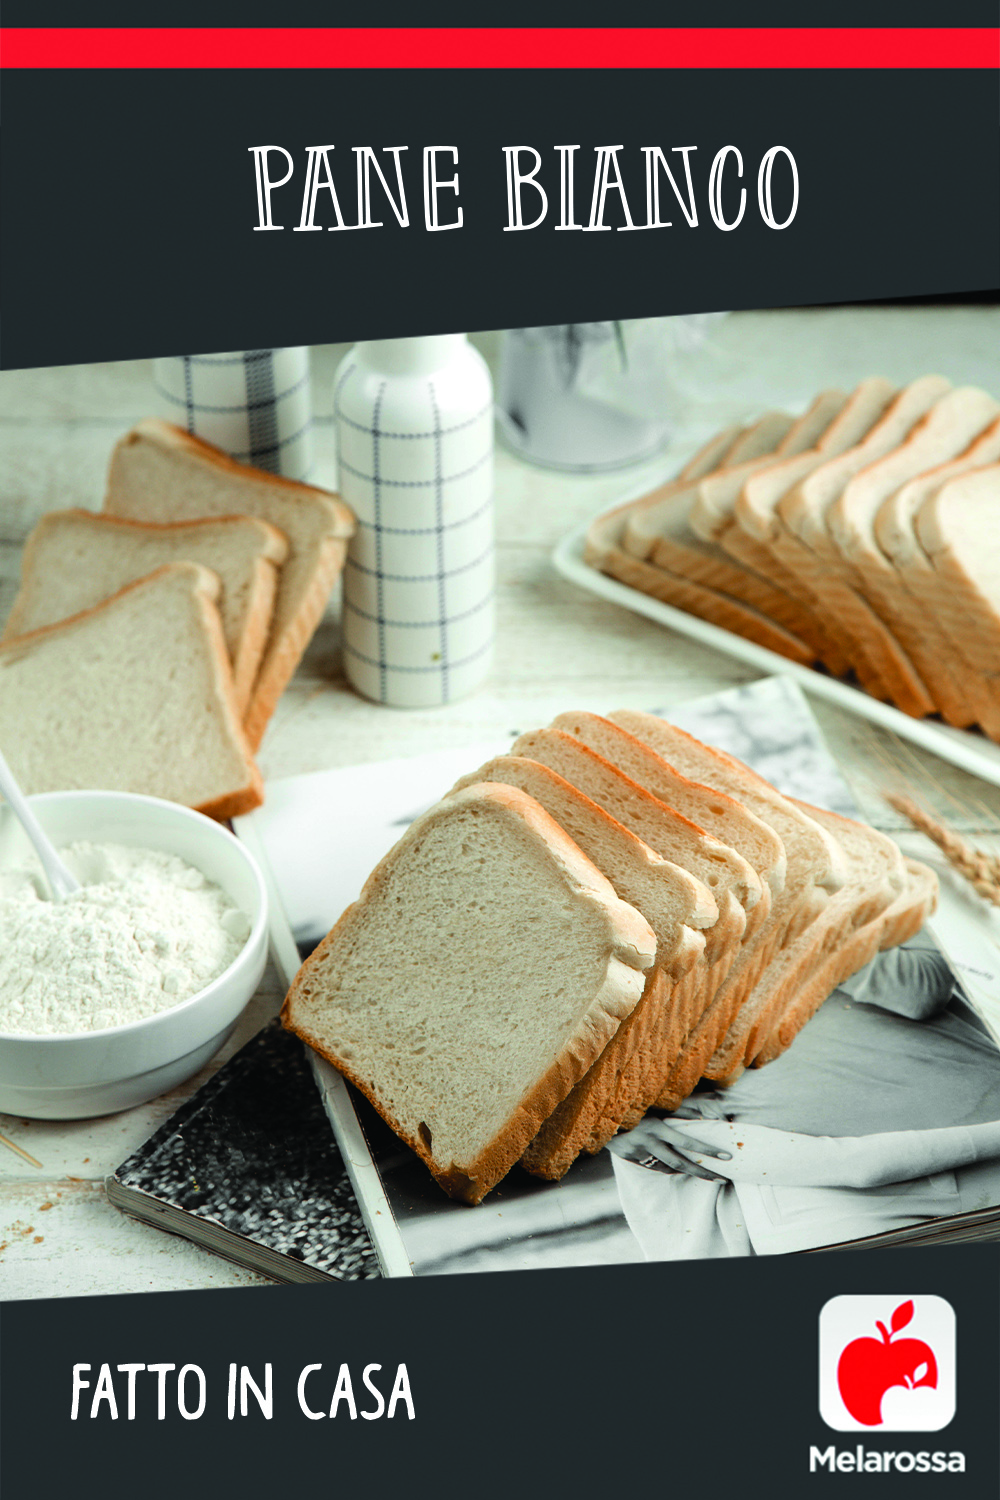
[106,1020,380,1283]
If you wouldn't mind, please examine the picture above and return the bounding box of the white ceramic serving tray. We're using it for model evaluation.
[553,500,1000,794]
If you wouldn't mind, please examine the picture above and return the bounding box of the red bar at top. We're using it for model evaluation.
[1,27,998,70]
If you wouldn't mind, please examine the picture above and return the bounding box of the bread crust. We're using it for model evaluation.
[242,534,348,750]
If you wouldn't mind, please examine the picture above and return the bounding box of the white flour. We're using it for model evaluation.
[0,841,251,1035]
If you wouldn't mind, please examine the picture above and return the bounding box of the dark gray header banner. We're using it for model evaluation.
[1,53,997,367]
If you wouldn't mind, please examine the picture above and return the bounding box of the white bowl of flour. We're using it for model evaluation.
[0,789,268,1118]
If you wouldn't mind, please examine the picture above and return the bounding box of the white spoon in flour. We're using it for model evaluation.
[0,750,80,899]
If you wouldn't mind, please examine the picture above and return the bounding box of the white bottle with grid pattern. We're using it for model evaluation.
[153,347,314,480]
[335,336,494,707]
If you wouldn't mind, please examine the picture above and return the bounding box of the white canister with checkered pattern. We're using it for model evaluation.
[335,336,494,708]
[153,347,315,481]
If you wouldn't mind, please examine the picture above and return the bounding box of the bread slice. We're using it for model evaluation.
[545,711,808,1133]
[585,423,748,576]
[607,710,847,911]
[751,857,937,1070]
[722,378,899,676]
[508,727,760,1126]
[604,709,852,1110]
[873,416,1000,731]
[104,419,355,749]
[825,386,1000,721]
[549,712,786,926]
[731,379,897,547]
[623,413,795,561]
[591,522,816,665]
[0,563,263,818]
[509,727,761,957]
[584,421,817,666]
[913,465,1000,707]
[710,803,906,1080]
[691,390,849,543]
[4,509,290,715]
[620,423,755,564]
[282,781,656,1204]
[771,376,952,711]
[640,411,838,646]
[447,755,718,1180]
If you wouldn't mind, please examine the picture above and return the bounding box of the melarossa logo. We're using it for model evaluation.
[819,1296,956,1432]
[809,1447,965,1474]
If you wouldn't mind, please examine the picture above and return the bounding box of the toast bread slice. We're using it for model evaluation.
[448,755,718,1180]
[751,858,937,1070]
[282,781,656,1203]
[708,802,906,1078]
[770,377,952,710]
[641,411,837,643]
[4,508,290,716]
[105,418,355,749]
[721,378,899,676]
[0,562,263,818]
[508,727,758,1123]
[593,531,816,665]
[826,387,1000,721]
[875,426,1000,733]
[914,465,1000,703]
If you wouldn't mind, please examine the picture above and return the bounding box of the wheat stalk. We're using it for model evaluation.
[886,792,1000,906]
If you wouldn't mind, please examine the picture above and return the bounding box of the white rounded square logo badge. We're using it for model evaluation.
[819,1296,956,1432]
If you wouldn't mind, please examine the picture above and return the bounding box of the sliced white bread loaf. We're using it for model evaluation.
[731,378,897,547]
[0,563,263,818]
[641,413,838,645]
[752,857,937,1070]
[691,390,848,542]
[545,711,821,1136]
[620,423,755,564]
[508,727,759,1123]
[593,531,816,665]
[604,708,853,1111]
[710,802,906,1079]
[723,378,899,676]
[282,781,656,1204]
[684,391,854,665]
[607,709,847,912]
[104,418,355,750]
[583,423,747,575]
[623,413,795,561]
[825,386,1000,720]
[447,754,718,1180]
[913,465,1000,696]
[4,509,290,716]
[584,421,816,666]
[509,727,760,958]
[771,376,952,711]
[874,422,1000,732]
[549,711,786,923]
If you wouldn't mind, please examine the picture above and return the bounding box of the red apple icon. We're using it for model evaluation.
[837,1300,938,1426]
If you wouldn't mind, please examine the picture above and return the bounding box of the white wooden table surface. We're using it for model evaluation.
[2,305,999,1299]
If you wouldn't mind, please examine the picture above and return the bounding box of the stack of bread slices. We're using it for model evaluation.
[586,376,1000,733]
[283,712,937,1204]
[0,418,355,817]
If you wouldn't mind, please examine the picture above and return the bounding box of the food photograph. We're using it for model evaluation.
[3,304,1000,1293]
